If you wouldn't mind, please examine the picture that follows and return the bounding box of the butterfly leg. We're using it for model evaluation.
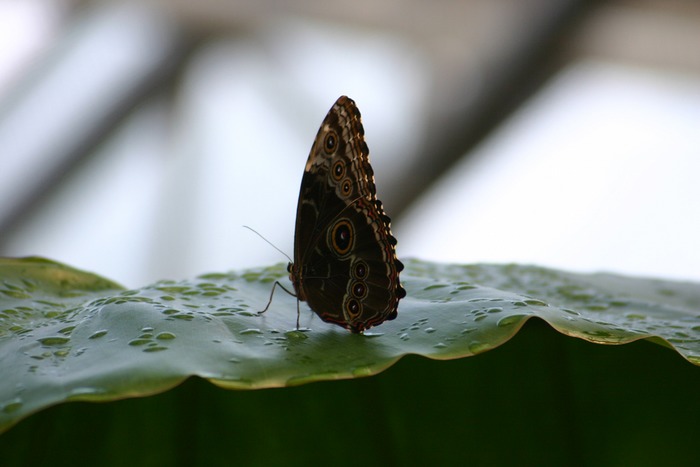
[258,280,297,315]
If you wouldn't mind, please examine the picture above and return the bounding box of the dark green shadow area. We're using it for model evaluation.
[2,319,697,467]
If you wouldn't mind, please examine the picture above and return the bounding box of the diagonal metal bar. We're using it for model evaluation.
[387,0,600,219]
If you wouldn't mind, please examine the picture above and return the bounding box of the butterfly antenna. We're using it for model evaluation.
[243,225,293,263]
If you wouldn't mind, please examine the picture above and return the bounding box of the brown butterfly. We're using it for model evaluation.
[262,95,405,333]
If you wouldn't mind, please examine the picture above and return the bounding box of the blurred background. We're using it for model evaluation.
[0,0,698,288]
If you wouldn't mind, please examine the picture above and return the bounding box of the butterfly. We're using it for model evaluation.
[262,95,405,333]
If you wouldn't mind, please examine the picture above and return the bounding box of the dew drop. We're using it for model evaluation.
[352,366,373,377]
[241,272,261,282]
[67,387,105,400]
[424,327,436,333]
[582,330,612,338]
[156,332,176,340]
[38,336,70,346]
[171,314,194,321]
[143,346,168,352]
[128,339,150,346]
[284,329,309,339]
[497,315,524,327]
[433,342,447,349]
[362,332,384,338]
[89,330,108,339]
[58,326,76,335]
[468,341,490,354]
[240,328,263,335]
[2,398,23,414]
[524,299,548,306]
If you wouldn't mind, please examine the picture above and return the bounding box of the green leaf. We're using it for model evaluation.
[1,257,699,434]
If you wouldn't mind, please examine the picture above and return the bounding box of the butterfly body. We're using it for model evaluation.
[288,96,405,333]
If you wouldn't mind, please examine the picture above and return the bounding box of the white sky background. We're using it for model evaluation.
[1,3,699,286]
[398,61,700,282]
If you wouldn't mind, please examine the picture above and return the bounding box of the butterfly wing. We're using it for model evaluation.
[289,96,405,333]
